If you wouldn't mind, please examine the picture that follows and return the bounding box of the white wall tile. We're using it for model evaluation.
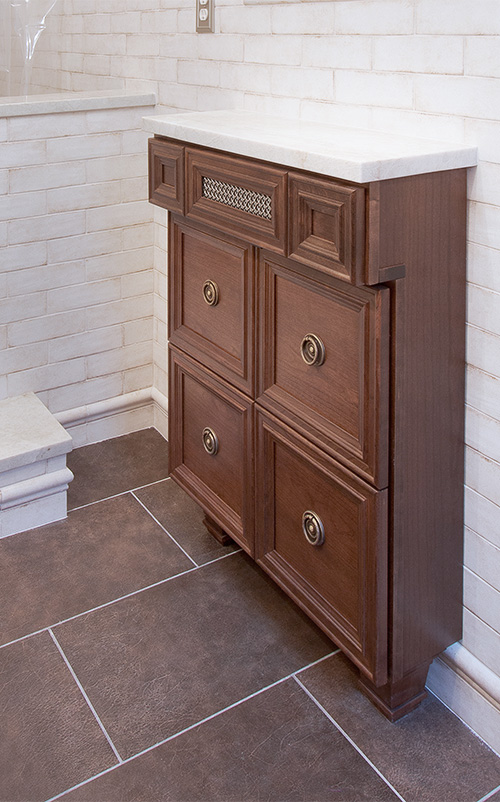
[416,0,500,35]
[336,0,414,35]
[272,3,335,35]
[466,487,500,549]
[6,262,85,296]
[468,285,500,338]
[10,162,86,193]
[466,406,500,465]
[466,325,500,380]
[464,567,500,634]
[465,528,500,592]
[373,35,463,75]
[302,35,371,70]
[467,243,500,293]
[46,133,121,162]
[465,446,500,509]
[8,211,86,246]
[462,608,500,676]
[49,326,123,362]
[466,366,500,422]
[335,70,413,109]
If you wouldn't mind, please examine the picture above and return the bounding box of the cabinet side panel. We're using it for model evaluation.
[384,170,467,680]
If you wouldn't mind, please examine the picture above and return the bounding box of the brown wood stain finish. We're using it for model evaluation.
[150,136,466,722]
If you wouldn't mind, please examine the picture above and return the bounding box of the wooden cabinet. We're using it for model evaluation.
[149,135,467,722]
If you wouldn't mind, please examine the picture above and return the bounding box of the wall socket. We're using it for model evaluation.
[196,0,214,33]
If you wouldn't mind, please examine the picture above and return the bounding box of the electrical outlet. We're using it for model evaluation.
[196,0,214,33]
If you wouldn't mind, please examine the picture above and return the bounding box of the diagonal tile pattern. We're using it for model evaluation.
[0,429,499,802]
[53,555,332,759]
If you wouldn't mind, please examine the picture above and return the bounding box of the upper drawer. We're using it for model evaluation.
[148,138,184,214]
[288,172,365,285]
[185,147,287,254]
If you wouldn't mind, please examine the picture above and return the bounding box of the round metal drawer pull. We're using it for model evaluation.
[202,280,219,307]
[300,333,325,366]
[202,427,219,456]
[302,511,325,547]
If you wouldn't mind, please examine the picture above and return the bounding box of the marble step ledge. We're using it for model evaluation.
[0,393,73,538]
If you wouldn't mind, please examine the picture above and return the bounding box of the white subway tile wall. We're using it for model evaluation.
[2,0,500,720]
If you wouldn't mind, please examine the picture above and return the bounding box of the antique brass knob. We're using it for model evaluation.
[302,510,325,546]
[202,427,219,455]
[300,333,325,366]
[202,280,219,306]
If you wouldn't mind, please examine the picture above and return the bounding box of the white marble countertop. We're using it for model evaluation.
[143,109,477,183]
[0,90,156,118]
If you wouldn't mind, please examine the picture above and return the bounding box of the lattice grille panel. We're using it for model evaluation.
[202,176,272,220]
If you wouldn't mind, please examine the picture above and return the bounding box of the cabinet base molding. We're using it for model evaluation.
[358,663,431,722]
[203,515,234,546]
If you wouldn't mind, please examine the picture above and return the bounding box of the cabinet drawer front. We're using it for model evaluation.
[186,147,287,253]
[255,410,387,685]
[169,347,254,555]
[258,255,389,488]
[148,138,184,214]
[288,172,365,285]
[169,218,256,396]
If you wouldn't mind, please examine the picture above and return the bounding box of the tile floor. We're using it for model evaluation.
[1,428,500,802]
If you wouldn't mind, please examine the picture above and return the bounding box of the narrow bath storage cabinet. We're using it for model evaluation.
[145,110,476,721]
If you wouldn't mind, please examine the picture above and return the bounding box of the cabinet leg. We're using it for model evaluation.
[358,662,430,722]
[203,515,234,546]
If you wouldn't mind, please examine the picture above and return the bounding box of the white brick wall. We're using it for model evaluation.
[0,102,156,445]
[2,0,500,738]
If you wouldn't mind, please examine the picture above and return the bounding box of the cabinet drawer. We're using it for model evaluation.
[186,147,287,253]
[148,138,184,214]
[169,217,256,396]
[255,410,388,685]
[169,347,254,554]
[288,172,365,285]
[258,254,389,488]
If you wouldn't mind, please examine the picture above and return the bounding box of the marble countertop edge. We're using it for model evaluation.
[0,90,157,118]
[143,110,477,183]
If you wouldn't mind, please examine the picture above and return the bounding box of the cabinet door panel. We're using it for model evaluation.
[258,254,389,488]
[288,172,365,285]
[255,409,388,685]
[169,217,255,395]
[169,347,254,555]
[148,138,184,214]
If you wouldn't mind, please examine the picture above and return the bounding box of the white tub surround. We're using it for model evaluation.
[1,91,161,447]
[0,393,73,538]
[0,90,156,118]
[143,109,477,183]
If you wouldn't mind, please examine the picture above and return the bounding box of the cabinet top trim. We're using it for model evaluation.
[143,109,476,184]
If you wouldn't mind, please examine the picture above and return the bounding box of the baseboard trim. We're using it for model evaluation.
[426,643,500,756]
[54,388,168,446]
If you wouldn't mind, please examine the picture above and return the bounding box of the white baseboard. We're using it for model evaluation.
[55,387,168,446]
[426,643,500,756]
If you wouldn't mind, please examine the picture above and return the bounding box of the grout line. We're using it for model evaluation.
[45,651,338,802]
[48,629,123,766]
[293,676,407,802]
[68,476,170,513]
[477,784,500,802]
[0,550,243,653]
[131,491,199,567]
[294,649,340,674]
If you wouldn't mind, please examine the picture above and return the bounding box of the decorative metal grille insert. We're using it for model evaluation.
[202,176,272,220]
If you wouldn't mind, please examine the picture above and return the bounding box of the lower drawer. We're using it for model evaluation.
[169,347,254,554]
[255,408,388,685]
